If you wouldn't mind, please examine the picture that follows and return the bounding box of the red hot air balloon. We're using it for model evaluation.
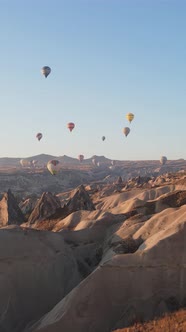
[67,122,75,132]
[78,155,84,162]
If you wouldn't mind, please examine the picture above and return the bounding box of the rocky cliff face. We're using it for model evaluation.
[27,185,95,230]
[66,184,95,212]
[28,192,61,225]
[0,226,81,332]
[0,189,25,226]
[28,208,186,332]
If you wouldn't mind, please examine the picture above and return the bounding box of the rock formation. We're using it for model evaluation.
[0,189,25,227]
[28,192,61,225]
[66,184,95,212]
[0,226,81,332]
[28,207,186,332]
[28,185,95,230]
[0,170,186,331]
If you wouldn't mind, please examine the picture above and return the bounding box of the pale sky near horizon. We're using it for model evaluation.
[0,0,186,160]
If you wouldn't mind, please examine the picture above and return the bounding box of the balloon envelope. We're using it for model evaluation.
[78,155,84,162]
[123,127,130,137]
[47,160,61,175]
[160,156,167,165]
[126,113,134,123]
[92,158,97,166]
[41,66,51,78]
[36,133,42,141]
[102,136,106,141]
[67,122,75,132]
[20,159,31,167]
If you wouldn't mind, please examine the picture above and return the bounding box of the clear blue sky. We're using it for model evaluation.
[0,0,186,160]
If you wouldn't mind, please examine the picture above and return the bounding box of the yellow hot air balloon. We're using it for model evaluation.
[126,113,134,123]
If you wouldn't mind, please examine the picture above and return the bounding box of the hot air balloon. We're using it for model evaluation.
[92,158,97,166]
[47,160,61,175]
[20,159,31,167]
[36,133,42,141]
[102,136,106,141]
[160,156,167,165]
[67,122,75,132]
[32,160,38,167]
[111,160,116,166]
[126,113,134,123]
[41,66,51,78]
[78,155,84,162]
[123,127,130,137]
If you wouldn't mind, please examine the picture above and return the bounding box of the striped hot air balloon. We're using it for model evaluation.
[126,113,134,123]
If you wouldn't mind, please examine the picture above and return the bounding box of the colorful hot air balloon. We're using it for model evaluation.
[126,113,134,123]
[36,133,43,141]
[67,122,75,132]
[160,156,167,165]
[78,155,84,162]
[41,66,51,78]
[123,127,130,137]
[102,136,106,141]
[47,160,61,175]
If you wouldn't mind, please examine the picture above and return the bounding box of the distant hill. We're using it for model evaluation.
[0,154,114,167]
[0,154,185,168]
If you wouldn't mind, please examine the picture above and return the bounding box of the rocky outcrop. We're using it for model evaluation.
[136,190,186,215]
[28,186,95,231]
[28,211,186,332]
[19,196,38,219]
[0,226,81,332]
[66,185,95,212]
[0,189,25,227]
[28,192,61,225]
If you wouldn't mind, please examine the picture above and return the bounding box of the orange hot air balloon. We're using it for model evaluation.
[78,155,84,162]
[67,122,75,132]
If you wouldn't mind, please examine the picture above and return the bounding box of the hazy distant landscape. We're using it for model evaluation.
[0,154,185,197]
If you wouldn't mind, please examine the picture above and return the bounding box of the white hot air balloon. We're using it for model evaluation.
[47,160,61,175]
[160,156,167,165]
